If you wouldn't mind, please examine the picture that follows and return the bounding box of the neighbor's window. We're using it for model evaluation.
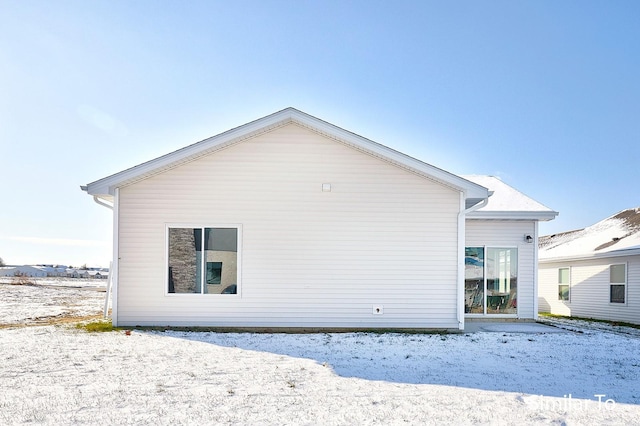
[609,264,626,304]
[558,268,570,301]
[167,227,239,295]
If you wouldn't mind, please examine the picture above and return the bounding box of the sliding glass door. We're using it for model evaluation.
[465,247,517,315]
[465,247,485,313]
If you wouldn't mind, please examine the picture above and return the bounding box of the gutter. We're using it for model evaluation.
[467,210,558,221]
[457,193,492,330]
[80,185,114,211]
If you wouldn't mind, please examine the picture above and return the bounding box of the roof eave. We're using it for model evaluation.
[540,247,640,263]
[83,108,298,196]
[292,110,489,198]
[467,210,559,221]
[82,107,490,200]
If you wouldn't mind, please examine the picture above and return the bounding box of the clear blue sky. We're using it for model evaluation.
[1,1,638,267]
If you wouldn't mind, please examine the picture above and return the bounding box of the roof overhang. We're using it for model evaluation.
[540,246,640,263]
[82,107,489,203]
[467,210,559,221]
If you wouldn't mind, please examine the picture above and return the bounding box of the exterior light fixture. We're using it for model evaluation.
[525,234,533,243]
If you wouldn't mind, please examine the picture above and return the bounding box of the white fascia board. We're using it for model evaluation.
[467,210,559,221]
[83,107,489,200]
[84,109,297,196]
[287,109,489,199]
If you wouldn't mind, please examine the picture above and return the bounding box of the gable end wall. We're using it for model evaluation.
[115,123,462,328]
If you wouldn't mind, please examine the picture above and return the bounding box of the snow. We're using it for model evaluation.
[463,321,567,333]
[540,212,640,260]
[0,278,106,325]
[1,279,640,425]
[462,175,555,213]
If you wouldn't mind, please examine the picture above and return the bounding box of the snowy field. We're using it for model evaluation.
[1,280,639,425]
[0,277,106,325]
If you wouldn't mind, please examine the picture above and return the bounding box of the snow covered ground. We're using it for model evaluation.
[1,279,639,425]
[0,278,106,325]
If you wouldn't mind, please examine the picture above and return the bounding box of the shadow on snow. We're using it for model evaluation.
[155,330,640,405]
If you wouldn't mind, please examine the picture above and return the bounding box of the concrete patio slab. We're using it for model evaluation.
[464,321,568,334]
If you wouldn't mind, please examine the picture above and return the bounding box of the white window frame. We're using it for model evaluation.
[609,263,627,305]
[165,223,242,297]
[558,267,571,302]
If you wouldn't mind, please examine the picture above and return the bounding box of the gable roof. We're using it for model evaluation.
[539,207,640,261]
[462,175,558,221]
[82,108,489,206]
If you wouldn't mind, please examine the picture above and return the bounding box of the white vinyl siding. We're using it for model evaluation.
[465,220,537,319]
[116,123,462,328]
[539,256,640,325]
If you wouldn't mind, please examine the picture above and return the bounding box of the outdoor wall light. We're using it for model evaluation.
[525,234,534,243]
[322,183,331,192]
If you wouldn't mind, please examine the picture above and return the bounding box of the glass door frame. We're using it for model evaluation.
[465,246,519,318]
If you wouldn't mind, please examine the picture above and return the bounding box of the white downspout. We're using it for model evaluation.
[89,194,118,325]
[93,196,113,210]
[533,221,539,321]
[104,261,113,319]
[457,194,490,330]
[110,188,119,326]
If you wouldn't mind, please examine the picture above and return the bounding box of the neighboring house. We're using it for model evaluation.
[66,269,80,278]
[0,267,17,277]
[539,208,640,325]
[37,265,67,277]
[82,108,557,329]
[0,265,47,277]
[88,270,108,279]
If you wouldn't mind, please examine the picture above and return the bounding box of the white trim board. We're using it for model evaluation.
[82,108,489,204]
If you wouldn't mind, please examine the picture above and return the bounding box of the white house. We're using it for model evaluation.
[0,265,47,277]
[37,265,67,277]
[0,267,16,277]
[539,208,640,325]
[82,108,557,329]
[66,268,80,278]
[87,270,108,279]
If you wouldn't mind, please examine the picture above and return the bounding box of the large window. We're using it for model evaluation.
[609,264,626,304]
[167,227,239,295]
[465,247,517,315]
[558,268,570,301]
